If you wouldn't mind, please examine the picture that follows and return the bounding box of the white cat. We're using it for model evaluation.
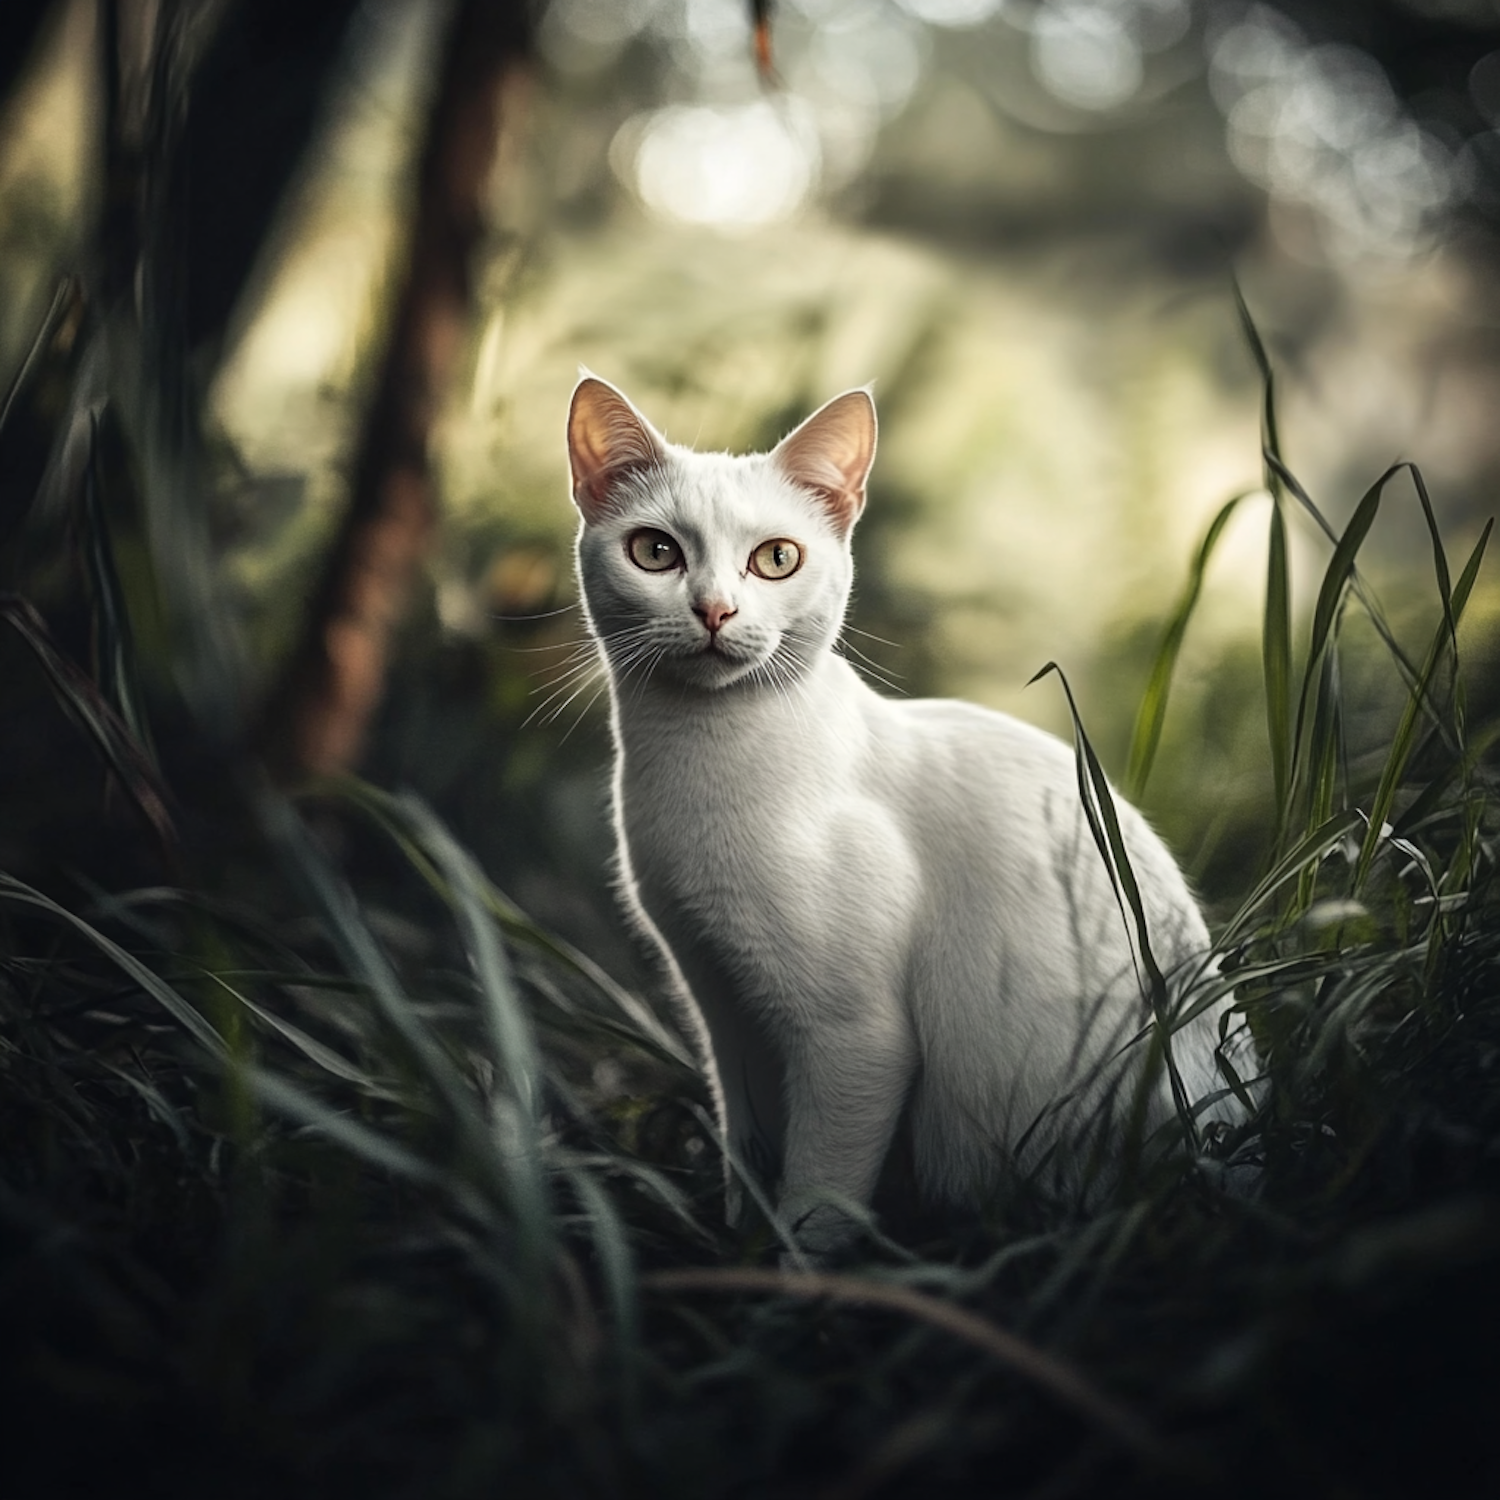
[567,375,1240,1253]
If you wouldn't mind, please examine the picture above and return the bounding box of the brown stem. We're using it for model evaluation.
[642,1266,1175,1466]
[257,0,530,780]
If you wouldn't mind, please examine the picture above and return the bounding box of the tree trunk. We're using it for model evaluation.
[256,0,531,780]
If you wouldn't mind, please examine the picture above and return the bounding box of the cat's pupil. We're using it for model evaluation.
[750,537,802,579]
[628,528,681,571]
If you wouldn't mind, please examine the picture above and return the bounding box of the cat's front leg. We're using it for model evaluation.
[777,1008,916,1261]
[668,951,789,1228]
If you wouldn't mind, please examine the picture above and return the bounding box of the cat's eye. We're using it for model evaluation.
[627,528,683,572]
[749,538,803,580]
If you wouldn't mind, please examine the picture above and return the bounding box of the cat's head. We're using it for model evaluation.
[567,375,876,693]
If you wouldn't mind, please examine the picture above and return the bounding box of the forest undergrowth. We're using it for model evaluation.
[3,286,1500,1500]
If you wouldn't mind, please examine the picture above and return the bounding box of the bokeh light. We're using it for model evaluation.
[894,0,1006,29]
[538,0,1482,267]
[619,99,820,228]
[1030,2,1146,112]
[1210,8,1456,260]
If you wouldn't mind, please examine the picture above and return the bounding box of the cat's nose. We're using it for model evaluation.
[692,598,737,634]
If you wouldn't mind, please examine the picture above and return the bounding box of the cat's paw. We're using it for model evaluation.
[781,1200,860,1266]
[777,1247,825,1272]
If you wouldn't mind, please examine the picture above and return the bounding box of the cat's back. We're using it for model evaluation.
[860,690,1094,852]
[859,688,1206,963]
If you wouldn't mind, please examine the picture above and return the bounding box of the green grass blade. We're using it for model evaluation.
[1279,466,1395,858]
[564,1152,716,1246]
[1305,468,1387,667]
[1408,464,1456,643]
[1126,491,1251,798]
[0,278,79,437]
[1297,639,1344,909]
[1263,497,1292,820]
[81,411,157,760]
[245,1065,444,1187]
[683,1099,810,1270]
[1029,662,1196,1147]
[0,278,84,549]
[1216,808,1365,950]
[394,795,554,1271]
[0,594,177,847]
[563,1163,640,1406]
[399,795,543,1120]
[255,791,509,1192]
[0,874,224,1056]
[1234,281,1282,474]
[199,970,378,1087]
[1278,464,1395,855]
[330,776,695,1069]
[1234,285,1294,824]
[1358,519,1491,883]
[1265,451,1429,710]
[95,1055,192,1149]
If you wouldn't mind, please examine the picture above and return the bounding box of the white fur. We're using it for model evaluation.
[567,378,1239,1251]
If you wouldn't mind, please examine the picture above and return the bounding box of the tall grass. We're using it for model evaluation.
[4,291,1500,1498]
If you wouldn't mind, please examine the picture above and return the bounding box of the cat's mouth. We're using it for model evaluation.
[665,629,765,687]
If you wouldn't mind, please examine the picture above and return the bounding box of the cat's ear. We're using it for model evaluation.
[771,389,877,536]
[567,375,667,521]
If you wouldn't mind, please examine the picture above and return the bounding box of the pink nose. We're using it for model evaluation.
[693,598,737,634]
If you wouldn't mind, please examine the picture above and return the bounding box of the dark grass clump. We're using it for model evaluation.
[5,274,1500,1500]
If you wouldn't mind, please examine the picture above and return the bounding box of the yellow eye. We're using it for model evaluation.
[749,538,803,580]
[627,529,682,572]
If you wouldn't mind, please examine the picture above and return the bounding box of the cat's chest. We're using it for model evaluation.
[612,693,880,924]
[617,714,824,873]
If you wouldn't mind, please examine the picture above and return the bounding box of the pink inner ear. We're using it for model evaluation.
[771,389,877,535]
[568,377,665,519]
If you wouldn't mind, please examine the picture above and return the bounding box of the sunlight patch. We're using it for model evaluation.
[616,100,820,230]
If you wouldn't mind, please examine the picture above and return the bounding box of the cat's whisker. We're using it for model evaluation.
[754,648,815,740]
[589,625,657,655]
[566,648,667,739]
[488,601,581,623]
[841,655,905,697]
[844,624,902,649]
[590,638,667,709]
[839,638,904,680]
[537,671,606,728]
[821,629,904,696]
[597,621,660,645]
[533,634,665,733]
[627,648,668,708]
[557,680,612,743]
[498,633,602,655]
[529,656,603,704]
[529,625,660,693]
[534,645,604,678]
[525,655,612,725]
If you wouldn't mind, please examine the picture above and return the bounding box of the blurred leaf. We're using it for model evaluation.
[80,410,157,760]
[394,794,553,1276]
[0,593,176,846]
[0,277,86,548]
[330,776,696,1070]
[245,1064,443,1187]
[0,872,222,1055]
